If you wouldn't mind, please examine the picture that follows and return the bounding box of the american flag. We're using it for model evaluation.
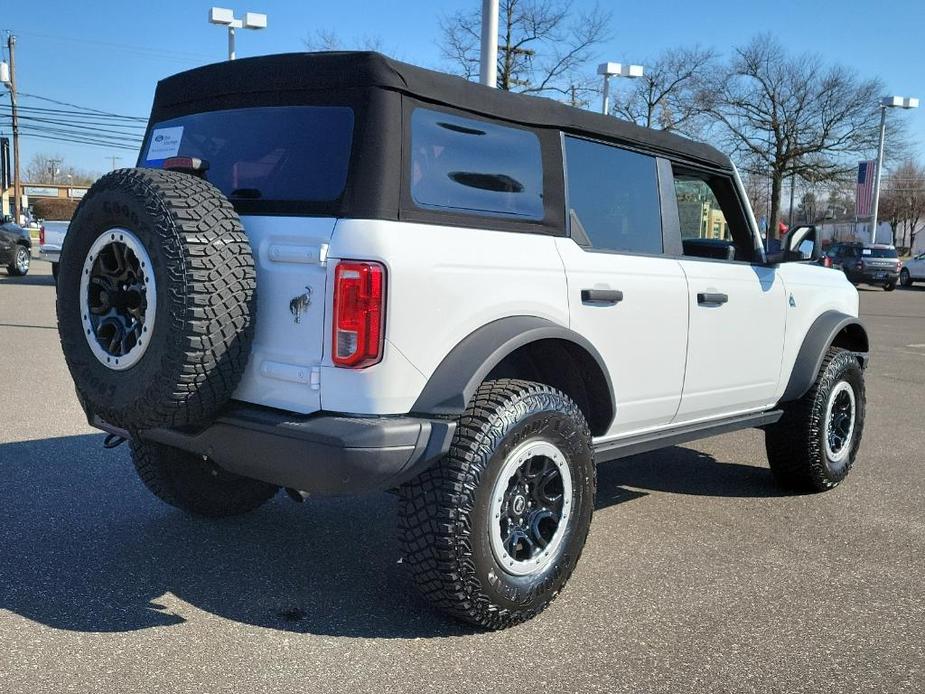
[856,160,876,218]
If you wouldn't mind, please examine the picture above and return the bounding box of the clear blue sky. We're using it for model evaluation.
[2,0,924,175]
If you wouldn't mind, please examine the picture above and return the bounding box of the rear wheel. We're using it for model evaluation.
[7,245,30,276]
[884,280,896,292]
[399,379,596,629]
[900,268,913,287]
[130,439,279,517]
[765,348,865,492]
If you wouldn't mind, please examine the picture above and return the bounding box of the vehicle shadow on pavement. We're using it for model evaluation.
[0,436,785,638]
[596,445,787,499]
[0,273,55,287]
[0,434,480,638]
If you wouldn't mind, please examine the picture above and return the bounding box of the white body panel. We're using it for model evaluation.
[906,253,925,280]
[772,262,861,403]
[229,215,860,436]
[673,260,787,422]
[555,238,689,436]
[39,220,69,263]
[322,219,570,415]
[232,216,335,414]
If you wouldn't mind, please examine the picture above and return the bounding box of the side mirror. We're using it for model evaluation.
[783,225,820,262]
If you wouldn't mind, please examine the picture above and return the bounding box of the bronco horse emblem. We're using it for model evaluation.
[289,287,312,324]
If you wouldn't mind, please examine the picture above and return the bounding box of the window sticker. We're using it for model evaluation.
[146,126,184,160]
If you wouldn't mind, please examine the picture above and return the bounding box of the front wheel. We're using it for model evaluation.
[7,245,30,276]
[900,268,913,287]
[399,379,595,629]
[765,348,865,492]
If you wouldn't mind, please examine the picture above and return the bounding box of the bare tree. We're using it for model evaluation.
[881,160,925,250]
[439,0,611,100]
[303,29,388,55]
[23,153,95,186]
[706,35,903,240]
[612,46,716,137]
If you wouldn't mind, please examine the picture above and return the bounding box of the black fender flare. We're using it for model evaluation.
[780,311,869,402]
[411,315,615,425]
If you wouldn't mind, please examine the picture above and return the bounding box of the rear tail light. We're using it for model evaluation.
[39,225,45,246]
[332,261,385,368]
[822,257,832,268]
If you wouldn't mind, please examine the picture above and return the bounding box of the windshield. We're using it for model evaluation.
[140,106,354,205]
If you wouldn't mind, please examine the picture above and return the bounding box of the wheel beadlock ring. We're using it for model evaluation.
[489,439,573,577]
[78,228,156,371]
[823,380,856,463]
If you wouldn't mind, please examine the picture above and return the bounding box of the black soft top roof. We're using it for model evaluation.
[151,51,731,171]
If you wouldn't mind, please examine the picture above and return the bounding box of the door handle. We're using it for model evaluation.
[697,292,728,305]
[581,288,623,305]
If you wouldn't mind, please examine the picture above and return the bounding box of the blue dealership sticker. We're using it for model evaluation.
[146,126,184,160]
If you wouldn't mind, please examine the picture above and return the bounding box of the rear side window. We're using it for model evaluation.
[141,106,354,204]
[410,108,544,221]
[564,136,662,254]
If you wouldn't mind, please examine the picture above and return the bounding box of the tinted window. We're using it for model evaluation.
[864,247,898,258]
[564,137,662,254]
[410,108,544,220]
[141,106,354,203]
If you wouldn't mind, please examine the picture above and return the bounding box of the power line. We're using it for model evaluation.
[0,28,214,64]
[17,92,147,121]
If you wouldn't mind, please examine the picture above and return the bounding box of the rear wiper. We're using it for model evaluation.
[229,188,262,199]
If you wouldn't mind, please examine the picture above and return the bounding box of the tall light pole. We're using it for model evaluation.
[870,95,918,243]
[597,62,644,115]
[209,7,267,61]
[3,34,21,224]
[479,0,499,87]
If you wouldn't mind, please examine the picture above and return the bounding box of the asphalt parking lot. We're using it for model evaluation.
[1,259,923,693]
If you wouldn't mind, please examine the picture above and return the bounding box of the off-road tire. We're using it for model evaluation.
[900,268,913,287]
[57,168,256,431]
[399,379,595,630]
[765,348,865,492]
[130,438,279,517]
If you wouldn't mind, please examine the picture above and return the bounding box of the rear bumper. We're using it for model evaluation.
[845,269,899,284]
[92,405,456,495]
[39,246,61,263]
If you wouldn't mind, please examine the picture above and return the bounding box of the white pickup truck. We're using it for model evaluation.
[39,220,69,281]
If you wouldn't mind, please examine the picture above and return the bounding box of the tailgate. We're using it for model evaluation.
[232,215,335,414]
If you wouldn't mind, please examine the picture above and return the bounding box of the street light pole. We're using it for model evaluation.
[209,8,267,61]
[869,96,918,244]
[479,0,499,87]
[597,62,644,115]
[5,34,21,224]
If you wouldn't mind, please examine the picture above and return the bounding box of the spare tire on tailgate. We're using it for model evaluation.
[57,168,256,431]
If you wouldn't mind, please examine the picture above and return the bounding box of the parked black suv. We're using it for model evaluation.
[824,242,899,291]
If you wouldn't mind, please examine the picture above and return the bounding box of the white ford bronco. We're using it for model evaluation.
[57,52,868,629]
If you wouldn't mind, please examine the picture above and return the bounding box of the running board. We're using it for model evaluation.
[593,410,783,463]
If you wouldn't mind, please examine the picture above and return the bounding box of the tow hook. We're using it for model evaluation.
[103,433,127,449]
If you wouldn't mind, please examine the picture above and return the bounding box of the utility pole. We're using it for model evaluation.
[106,155,122,171]
[479,0,499,87]
[47,157,62,184]
[7,34,21,224]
